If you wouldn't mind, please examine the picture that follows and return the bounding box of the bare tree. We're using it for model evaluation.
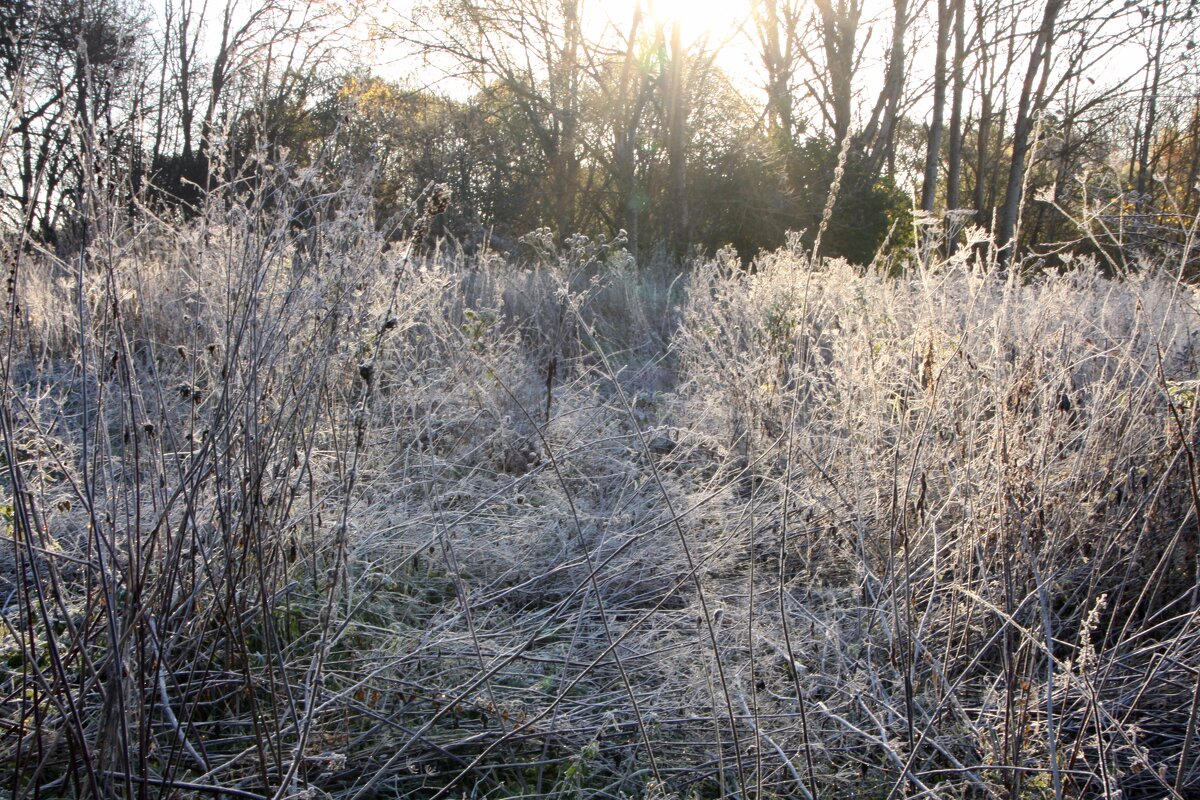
[0,0,146,238]
[996,0,1064,266]
[401,0,591,237]
[860,0,912,176]
[920,0,952,212]
[1136,0,1172,206]
[587,2,655,252]
[807,0,863,143]
[665,19,689,253]
[945,0,966,213]
[752,0,803,158]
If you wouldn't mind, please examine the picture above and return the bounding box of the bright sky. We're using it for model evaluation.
[587,0,754,45]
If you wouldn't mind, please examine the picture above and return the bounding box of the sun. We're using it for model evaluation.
[592,0,748,44]
[646,0,747,40]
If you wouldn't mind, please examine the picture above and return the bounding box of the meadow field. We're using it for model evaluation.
[2,178,1199,800]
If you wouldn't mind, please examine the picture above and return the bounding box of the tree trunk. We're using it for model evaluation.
[920,0,951,212]
[1136,0,1168,209]
[946,0,966,211]
[755,0,799,161]
[613,3,646,255]
[863,0,909,177]
[177,0,196,158]
[997,0,1063,268]
[666,20,689,255]
[554,0,581,236]
[972,0,992,220]
[814,0,860,143]
[945,0,967,251]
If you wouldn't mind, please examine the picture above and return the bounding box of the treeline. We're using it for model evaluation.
[2,0,1200,265]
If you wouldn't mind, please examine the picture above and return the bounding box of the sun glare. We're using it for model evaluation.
[596,0,748,43]
[650,0,746,40]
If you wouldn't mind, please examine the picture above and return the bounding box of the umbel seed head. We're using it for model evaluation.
[428,183,452,216]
